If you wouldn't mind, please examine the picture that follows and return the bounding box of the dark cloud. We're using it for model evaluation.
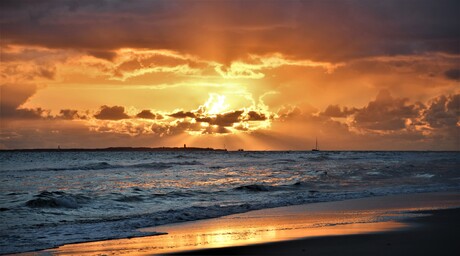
[166,109,257,134]
[87,50,117,61]
[94,105,130,120]
[0,83,45,119]
[447,95,460,115]
[245,111,267,121]
[38,66,56,79]
[166,120,202,135]
[196,110,244,127]
[169,111,196,119]
[1,0,458,62]
[423,94,459,128]
[150,123,169,136]
[1,84,35,114]
[444,69,460,81]
[12,108,47,119]
[85,107,267,136]
[213,110,244,126]
[321,105,357,118]
[136,110,163,119]
[353,90,422,131]
[194,116,212,123]
[59,109,81,120]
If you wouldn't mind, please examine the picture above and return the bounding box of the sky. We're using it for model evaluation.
[0,0,459,150]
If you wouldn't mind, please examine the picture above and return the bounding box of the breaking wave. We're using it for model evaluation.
[25,191,89,209]
[12,160,203,172]
[234,184,274,192]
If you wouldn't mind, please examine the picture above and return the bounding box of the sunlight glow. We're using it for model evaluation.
[204,93,230,115]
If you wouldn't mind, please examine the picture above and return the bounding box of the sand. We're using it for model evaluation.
[171,208,460,256]
[22,192,460,256]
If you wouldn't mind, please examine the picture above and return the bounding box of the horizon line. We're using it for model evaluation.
[0,147,458,152]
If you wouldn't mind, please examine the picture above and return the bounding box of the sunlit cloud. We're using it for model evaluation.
[63,93,276,137]
[215,53,343,79]
[1,0,459,150]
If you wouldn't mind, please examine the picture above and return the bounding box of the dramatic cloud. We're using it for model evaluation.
[321,105,357,118]
[136,110,162,120]
[169,111,196,119]
[87,50,117,61]
[245,111,267,121]
[0,83,45,119]
[214,54,341,79]
[198,111,243,127]
[352,90,423,131]
[110,49,206,81]
[1,1,459,150]
[424,94,460,129]
[1,0,458,63]
[58,109,81,120]
[94,105,130,120]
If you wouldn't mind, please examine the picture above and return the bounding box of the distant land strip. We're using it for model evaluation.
[0,147,228,152]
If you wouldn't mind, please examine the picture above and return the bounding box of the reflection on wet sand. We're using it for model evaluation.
[45,212,405,255]
[44,221,405,256]
[41,192,460,255]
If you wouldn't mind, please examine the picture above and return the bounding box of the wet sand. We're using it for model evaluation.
[25,192,460,256]
[171,207,460,256]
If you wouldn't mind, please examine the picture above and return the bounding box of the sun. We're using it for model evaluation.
[204,93,230,115]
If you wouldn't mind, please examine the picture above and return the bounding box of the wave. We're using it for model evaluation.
[14,162,117,172]
[11,160,203,172]
[114,195,144,202]
[9,183,459,255]
[110,189,216,202]
[25,191,89,209]
[132,160,202,169]
[152,189,215,198]
[270,158,298,164]
[307,155,331,161]
[233,181,319,193]
[234,184,274,192]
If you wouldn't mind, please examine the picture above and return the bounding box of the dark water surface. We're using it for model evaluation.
[1,151,459,254]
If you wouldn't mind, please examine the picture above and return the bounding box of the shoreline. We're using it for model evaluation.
[171,207,460,256]
[21,191,460,256]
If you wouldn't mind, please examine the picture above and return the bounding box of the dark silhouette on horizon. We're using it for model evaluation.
[1,146,227,152]
[312,137,320,151]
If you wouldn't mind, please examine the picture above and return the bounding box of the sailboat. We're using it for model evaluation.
[312,137,319,151]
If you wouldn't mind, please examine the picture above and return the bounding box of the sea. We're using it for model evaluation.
[0,151,459,254]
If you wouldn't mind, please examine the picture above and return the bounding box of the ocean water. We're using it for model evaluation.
[0,151,459,254]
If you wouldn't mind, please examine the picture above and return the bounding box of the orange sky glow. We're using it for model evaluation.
[1,0,459,150]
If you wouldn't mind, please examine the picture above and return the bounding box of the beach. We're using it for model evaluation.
[172,208,460,256]
[24,191,459,256]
